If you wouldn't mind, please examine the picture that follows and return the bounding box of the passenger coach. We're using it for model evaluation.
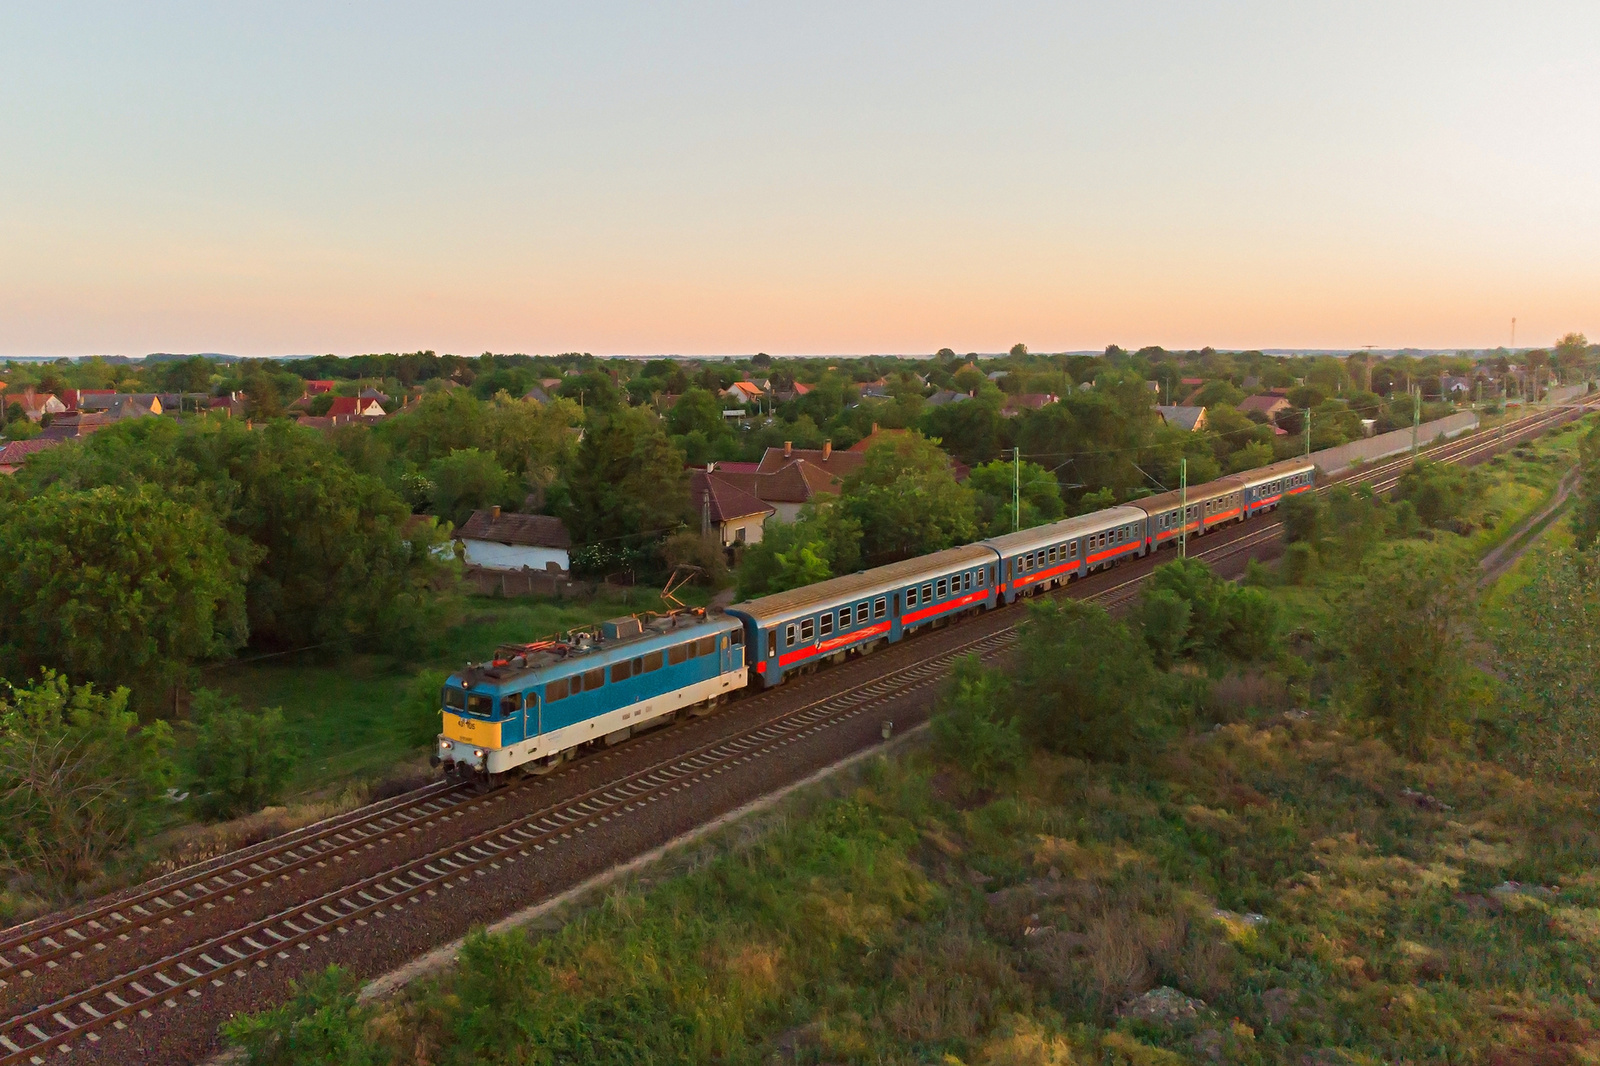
[983,505,1148,605]
[727,545,999,687]
[1236,458,1316,516]
[435,610,747,784]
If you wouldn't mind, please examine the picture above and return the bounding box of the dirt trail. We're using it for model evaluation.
[1477,466,1580,589]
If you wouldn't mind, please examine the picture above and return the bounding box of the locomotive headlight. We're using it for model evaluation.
[473,749,485,759]
[439,739,450,751]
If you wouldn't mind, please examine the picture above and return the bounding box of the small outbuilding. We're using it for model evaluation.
[456,508,572,573]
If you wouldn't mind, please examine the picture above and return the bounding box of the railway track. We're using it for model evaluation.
[2,394,1591,1066]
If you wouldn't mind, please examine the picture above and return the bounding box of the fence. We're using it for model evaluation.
[1310,411,1480,476]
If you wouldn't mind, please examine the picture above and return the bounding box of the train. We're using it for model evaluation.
[434,457,1315,785]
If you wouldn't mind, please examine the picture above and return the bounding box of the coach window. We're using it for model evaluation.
[936,577,948,598]
[874,597,886,619]
[921,582,933,602]
[545,678,569,702]
[856,602,869,623]
[837,608,849,630]
[964,571,973,591]
[800,618,815,641]
[906,585,918,607]
[611,661,633,683]
[819,613,833,637]
[500,693,523,716]
[784,623,796,646]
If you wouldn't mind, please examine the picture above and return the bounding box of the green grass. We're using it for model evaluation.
[1462,416,1587,558]
[335,719,1600,1065]
[205,586,711,795]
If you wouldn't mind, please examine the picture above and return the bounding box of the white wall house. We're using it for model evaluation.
[457,508,572,573]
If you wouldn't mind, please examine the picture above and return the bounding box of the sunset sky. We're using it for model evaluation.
[2,3,1597,358]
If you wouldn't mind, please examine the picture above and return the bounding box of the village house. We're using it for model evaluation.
[690,467,775,548]
[456,508,572,574]
[1238,394,1292,423]
[0,438,60,474]
[1154,404,1208,432]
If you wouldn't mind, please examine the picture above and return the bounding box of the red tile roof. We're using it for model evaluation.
[457,511,571,548]
[754,445,865,478]
[690,470,775,523]
[0,438,61,468]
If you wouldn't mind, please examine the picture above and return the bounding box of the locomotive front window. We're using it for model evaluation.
[443,686,466,711]
[819,614,833,636]
[467,693,493,716]
[500,693,523,716]
[642,650,664,672]
[800,618,815,641]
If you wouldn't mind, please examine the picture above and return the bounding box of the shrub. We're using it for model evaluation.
[660,530,731,588]
[189,689,296,821]
[1015,599,1165,761]
[221,965,381,1066]
[403,669,450,750]
[0,671,174,890]
[1137,588,1192,669]
[931,656,1026,789]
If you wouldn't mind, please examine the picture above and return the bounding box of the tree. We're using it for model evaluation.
[1014,599,1164,761]
[666,388,729,439]
[0,484,255,704]
[1493,549,1600,784]
[188,689,296,820]
[426,448,517,528]
[1572,420,1600,551]
[736,497,861,599]
[1395,459,1481,531]
[840,432,978,565]
[1338,543,1474,756]
[966,457,1064,535]
[1137,557,1278,665]
[557,407,693,545]
[1009,343,1029,359]
[0,672,175,889]
[931,656,1025,788]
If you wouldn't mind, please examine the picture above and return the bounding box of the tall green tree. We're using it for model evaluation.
[736,497,861,600]
[1572,420,1600,552]
[966,457,1064,535]
[426,448,518,528]
[840,432,978,565]
[1338,543,1474,756]
[1014,599,1163,762]
[0,484,255,702]
[557,407,693,544]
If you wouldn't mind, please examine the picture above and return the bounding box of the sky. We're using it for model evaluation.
[2,2,1597,358]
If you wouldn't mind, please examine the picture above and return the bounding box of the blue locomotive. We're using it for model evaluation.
[437,458,1316,781]
[435,610,746,783]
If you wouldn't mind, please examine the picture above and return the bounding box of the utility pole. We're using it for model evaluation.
[1303,408,1311,458]
[1411,386,1420,457]
[1013,447,1021,533]
[1179,458,1188,559]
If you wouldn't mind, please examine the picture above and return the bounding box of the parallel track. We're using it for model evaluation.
[1,396,1591,1065]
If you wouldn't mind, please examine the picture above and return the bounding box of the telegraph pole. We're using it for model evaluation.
[1411,386,1420,457]
[1303,408,1311,458]
[1013,447,1021,533]
[1179,458,1188,559]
